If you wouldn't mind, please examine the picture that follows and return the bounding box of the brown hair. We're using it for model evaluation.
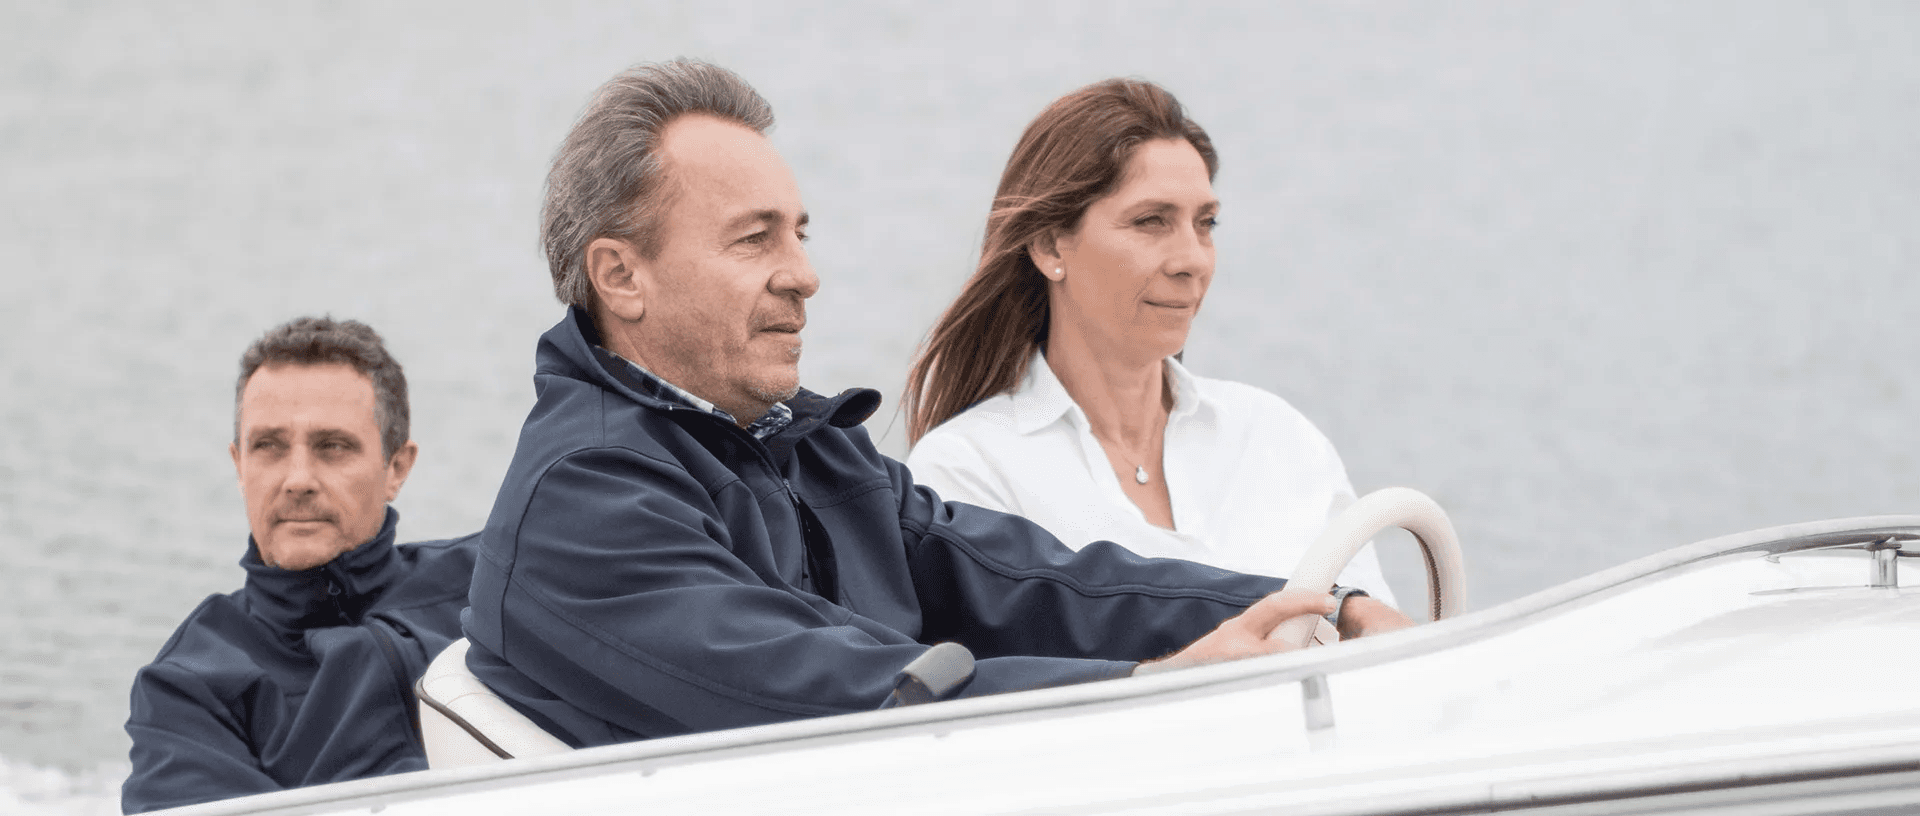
[903,78,1218,443]
[236,316,409,459]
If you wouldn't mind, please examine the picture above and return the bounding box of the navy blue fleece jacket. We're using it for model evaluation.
[464,308,1286,748]
[122,512,476,813]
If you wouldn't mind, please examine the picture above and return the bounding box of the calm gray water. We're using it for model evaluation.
[3,1,1916,806]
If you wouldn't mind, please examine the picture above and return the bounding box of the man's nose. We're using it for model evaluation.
[772,236,821,299]
[283,446,319,495]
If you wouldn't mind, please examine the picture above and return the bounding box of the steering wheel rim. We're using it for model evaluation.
[1268,487,1469,648]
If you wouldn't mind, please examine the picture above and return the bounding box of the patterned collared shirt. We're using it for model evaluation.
[609,352,794,441]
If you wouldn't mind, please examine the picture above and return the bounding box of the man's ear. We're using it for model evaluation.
[1027,230,1068,282]
[383,440,419,503]
[229,440,243,486]
[586,237,650,323]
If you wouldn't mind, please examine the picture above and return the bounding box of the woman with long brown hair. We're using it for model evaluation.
[904,78,1395,602]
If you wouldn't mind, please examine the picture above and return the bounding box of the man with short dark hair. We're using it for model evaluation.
[123,316,478,813]
[465,60,1409,749]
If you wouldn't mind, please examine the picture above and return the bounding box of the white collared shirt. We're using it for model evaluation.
[906,351,1397,606]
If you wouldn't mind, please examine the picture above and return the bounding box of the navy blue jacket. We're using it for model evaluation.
[465,309,1288,748]
[122,511,477,813]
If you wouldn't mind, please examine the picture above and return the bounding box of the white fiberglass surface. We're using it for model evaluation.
[369,683,1317,815]
[322,550,1915,815]
[196,543,1915,816]
[1326,551,1919,752]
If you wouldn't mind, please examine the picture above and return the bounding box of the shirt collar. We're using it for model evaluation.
[1011,350,1200,434]
[743,401,796,441]
[606,350,794,440]
[1011,350,1078,435]
[1164,355,1203,422]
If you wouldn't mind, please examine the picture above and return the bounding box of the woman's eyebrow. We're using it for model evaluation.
[1123,198,1221,214]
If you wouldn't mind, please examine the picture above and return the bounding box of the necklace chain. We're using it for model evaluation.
[1095,433,1157,487]
[1090,401,1166,489]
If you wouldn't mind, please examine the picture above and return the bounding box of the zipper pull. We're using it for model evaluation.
[325,579,348,623]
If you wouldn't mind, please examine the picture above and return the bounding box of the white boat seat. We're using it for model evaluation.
[416,638,572,768]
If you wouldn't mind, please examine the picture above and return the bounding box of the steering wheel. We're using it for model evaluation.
[1267,487,1469,649]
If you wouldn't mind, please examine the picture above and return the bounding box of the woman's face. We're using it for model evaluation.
[1045,138,1218,365]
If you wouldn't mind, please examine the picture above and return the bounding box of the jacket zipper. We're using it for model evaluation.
[366,618,426,748]
[684,408,841,602]
[325,580,348,625]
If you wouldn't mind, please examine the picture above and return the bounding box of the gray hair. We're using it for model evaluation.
[542,59,776,310]
[235,316,410,460]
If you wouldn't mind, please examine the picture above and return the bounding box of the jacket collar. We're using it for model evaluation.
[240,507,404,631]
[538,306,881,436]
[1010,350,1202,435]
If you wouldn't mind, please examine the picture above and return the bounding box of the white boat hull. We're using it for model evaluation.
[164,516,1920,815]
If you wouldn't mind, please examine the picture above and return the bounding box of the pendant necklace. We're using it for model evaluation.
[1134,465,1149,485]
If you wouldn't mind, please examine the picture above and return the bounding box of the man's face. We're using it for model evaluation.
[617,114,819,423]
[230,363,414,571]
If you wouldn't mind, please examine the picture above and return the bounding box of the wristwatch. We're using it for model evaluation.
[1326,586,1369,632]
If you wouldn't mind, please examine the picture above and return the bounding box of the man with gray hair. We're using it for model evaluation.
[123,317,478,812]
[465,60,1406,748]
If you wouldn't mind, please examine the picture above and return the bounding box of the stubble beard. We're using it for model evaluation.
[748,370,801,405]
[748,349,802,406]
